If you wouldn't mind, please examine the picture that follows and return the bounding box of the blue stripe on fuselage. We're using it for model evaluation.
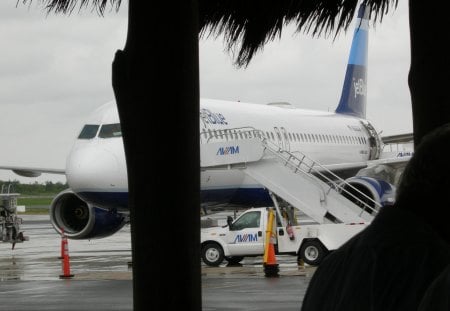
[78,187,273,210]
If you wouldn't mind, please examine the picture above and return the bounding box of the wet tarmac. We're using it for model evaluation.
[1,215,133,282]
[0,214,315,310]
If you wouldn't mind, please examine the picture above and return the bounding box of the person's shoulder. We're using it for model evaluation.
[313,230,370,270]
[369,205,438,236]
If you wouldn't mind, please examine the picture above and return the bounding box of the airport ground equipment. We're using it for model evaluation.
[0,184,28,248]
[201,128,386,226]
[200,204,368,267]
[200,128,390,266]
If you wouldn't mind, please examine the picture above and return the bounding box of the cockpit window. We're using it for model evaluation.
[78,124,99,139]
[98,123,122,138]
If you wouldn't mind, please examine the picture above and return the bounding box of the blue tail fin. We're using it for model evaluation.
[335,4,369,119]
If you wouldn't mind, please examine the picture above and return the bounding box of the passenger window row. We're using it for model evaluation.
[201,128,367,145]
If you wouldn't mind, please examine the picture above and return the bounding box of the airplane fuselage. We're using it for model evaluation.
[199,99,378,207]
[65,98,380,210]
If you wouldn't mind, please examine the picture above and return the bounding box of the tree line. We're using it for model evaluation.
[0,180,68,196]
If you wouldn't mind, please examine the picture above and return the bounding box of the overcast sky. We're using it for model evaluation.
[0,1,410,183]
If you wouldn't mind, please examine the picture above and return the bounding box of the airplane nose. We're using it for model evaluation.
[66,144,127,193]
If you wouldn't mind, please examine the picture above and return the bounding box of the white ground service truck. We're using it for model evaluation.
[201,206,368,267]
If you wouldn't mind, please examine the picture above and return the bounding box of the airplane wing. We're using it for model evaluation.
[316,132,414,181]
[0,166,65,178]
[325,132,413,184]
[319,155,411,186]
[381,133,414,144]
[355,156,411,184]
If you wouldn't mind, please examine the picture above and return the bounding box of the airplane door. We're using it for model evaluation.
[360,121,381,160]
[273,127,283,150]
[273,127,290,152]
[280,127,291,152]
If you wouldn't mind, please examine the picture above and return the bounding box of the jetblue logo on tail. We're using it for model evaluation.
[233,233,258,243]
[217,146,240,155]
[353,78,366,98]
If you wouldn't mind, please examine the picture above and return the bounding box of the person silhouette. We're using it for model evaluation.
[418,263,450,310]
[301,123,450,311]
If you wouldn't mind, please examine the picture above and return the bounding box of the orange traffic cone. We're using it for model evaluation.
[58,229,66,259]
[59,231,74,279]
[263,208,279,277]
[264,240,279,277]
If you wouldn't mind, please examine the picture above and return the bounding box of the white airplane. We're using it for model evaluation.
[0,4,411,240]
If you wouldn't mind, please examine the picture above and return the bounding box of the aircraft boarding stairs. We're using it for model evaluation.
[201,127,379,224]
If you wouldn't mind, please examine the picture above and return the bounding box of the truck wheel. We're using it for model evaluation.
[300,240,327,266]
[225,256,244,265]
[202,243,224,266]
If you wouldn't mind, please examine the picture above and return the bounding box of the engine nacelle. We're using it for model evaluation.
[340,176,396,213]
[49,189,128,239]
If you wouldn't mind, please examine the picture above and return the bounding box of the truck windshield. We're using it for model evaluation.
[232,211,261,230]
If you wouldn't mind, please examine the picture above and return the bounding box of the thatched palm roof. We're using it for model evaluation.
[19,0,122,14]
[198,0,398,67]
[24,0,397,67]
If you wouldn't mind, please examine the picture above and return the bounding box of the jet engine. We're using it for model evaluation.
[49,189,128,239]
[339,176,396,213]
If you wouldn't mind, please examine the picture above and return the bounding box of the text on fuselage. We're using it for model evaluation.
[200,109,228,127]
[217,146,240,155]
